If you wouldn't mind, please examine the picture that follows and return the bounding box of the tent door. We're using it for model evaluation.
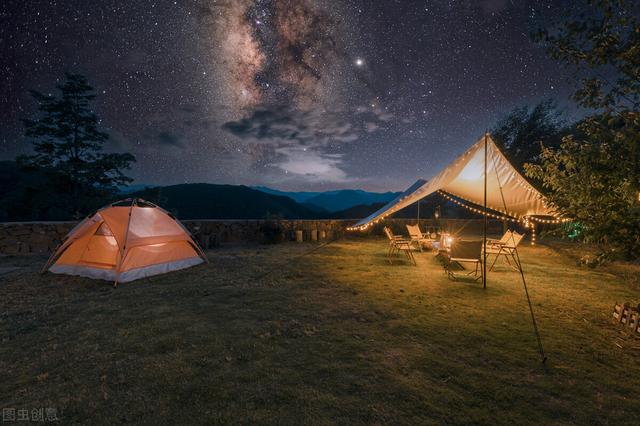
[77,222,120,269]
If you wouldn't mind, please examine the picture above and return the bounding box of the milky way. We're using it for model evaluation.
[1,0,577,191]
[217,0,340,109]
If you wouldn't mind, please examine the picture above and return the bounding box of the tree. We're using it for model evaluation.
[526,114,640,259]
[529,0,640,259]
[535,0,640,111]
[17,74,135,219]
[491,99,565,174]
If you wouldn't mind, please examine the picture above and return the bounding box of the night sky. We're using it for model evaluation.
[1,0,578,191]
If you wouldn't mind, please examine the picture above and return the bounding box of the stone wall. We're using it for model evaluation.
[0,218,513,255]
[0,222,76,255]
[0,219,355,255]
[182,220,352,249]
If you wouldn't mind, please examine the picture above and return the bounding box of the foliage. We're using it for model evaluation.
[16,74,135,219]
[525,112,640,259]
[535,0,640,111]
[528,0,640,259]
[491,99,565,174]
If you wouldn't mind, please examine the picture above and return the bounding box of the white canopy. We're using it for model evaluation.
[354,134,556,229]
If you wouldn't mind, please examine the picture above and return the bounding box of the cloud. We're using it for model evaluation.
[221,103,395,182]
[273,146,348,182]
[222,104,389,146]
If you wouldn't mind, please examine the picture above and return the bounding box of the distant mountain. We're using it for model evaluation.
[331,202,387,219]
[252,186,320,203]
[254,187,400,212]
[0,166,474,222]
[332,194,474,221]
[119,184,156,194]
[303,189,400,212]
[130,183,324,220]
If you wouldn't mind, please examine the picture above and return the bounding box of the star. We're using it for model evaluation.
[0,0,576,191]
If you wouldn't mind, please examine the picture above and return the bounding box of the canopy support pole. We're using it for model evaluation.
[489,144,547,363]
[483,133,488,290]
[513,244,547,363]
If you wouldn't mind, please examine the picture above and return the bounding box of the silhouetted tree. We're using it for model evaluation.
[491,99,565,174]
[17,74,135,219]
[529,0,640,259]
[535,0,640,111]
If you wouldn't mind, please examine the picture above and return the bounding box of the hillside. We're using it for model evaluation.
[331,202,387,219]
[331,194,473,221]
[130,183,324,220]
[252,186,320,203]
[254,187,399,212]
[303,189,399,212]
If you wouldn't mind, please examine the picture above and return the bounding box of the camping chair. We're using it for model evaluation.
[405,224,435,252]
[484,231,524,271]
[384,226,416,266]
[487,230,513,247]
[444,239,483,282]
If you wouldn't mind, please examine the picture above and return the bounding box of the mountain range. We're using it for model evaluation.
[0,161,466,221]
[253,186,399,212]
[127,184,464,221]
[127,184,400,220]
[130,184,320,220]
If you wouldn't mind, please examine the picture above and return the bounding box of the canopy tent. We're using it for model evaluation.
[352,134,558,230]
[351,133,550,362]
[43,199,207,285]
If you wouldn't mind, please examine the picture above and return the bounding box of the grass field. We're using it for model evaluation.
[1,237,640,424]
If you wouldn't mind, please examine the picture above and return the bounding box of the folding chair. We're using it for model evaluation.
[405,224,435,252]
[383,226,416,265]
[444,239,483,282]
[484,231,525,271]
[487,230,513,247]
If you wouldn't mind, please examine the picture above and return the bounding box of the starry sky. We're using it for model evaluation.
[1,0,578,191]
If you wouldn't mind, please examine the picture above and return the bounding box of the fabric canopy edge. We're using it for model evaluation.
[349,133,564,230]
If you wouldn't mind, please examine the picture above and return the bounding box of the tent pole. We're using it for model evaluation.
[416,200,420,225]
[114,198,136,288]
[483,132,488,290]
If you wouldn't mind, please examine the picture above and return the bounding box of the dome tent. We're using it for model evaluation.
[43,199,207,285]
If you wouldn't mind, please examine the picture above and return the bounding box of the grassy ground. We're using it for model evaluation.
[1,237,639,424]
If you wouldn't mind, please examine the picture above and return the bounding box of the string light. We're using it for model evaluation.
[437,191,519,222]
[347,190,571,232]
[531,222,536,245]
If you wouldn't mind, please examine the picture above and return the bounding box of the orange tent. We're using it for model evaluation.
[43,199,207,285]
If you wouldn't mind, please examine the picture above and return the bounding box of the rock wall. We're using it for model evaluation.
[0,220,354,255]
[0,222,76,255]
[0,218,510,255]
